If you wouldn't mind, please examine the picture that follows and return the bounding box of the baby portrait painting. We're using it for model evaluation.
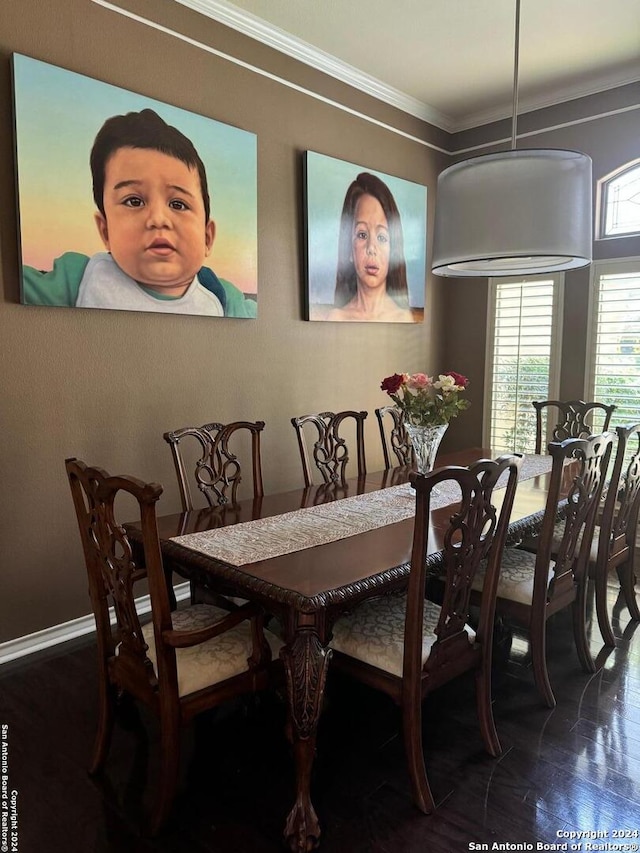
[304,151,427,323]
[12,54,258,318]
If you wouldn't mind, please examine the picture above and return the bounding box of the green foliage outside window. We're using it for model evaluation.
[492,355,550,453]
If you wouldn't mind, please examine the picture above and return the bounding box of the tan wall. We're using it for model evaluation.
[0,0,449,643]
[3,0,637,647]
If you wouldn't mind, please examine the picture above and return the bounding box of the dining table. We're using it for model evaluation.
[148,447,560,852]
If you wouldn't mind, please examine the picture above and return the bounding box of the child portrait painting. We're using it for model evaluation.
[12,54,258,318]
[305,151,427,323]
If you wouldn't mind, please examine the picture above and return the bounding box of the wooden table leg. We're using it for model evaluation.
[281,624,332,852]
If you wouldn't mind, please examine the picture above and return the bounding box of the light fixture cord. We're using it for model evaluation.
[511,0,521,150]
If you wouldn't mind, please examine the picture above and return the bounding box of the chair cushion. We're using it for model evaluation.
[546,521,599,567]
[142,604,282,698]
[472,548,554,606]
[329,594,475,678]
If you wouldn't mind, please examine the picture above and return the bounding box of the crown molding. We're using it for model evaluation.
[455,70,640,132]
[173,0,455,132]
[95,0,640,145]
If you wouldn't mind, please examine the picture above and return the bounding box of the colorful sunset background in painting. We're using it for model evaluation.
[12,54,258,295]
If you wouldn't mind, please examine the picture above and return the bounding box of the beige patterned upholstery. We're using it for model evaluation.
[330,594,475,678]
[519,520,599,566]
[476,435,614,709]
[142,604,283,697]
[472,548,554,606]
[328,455,523,814]
[66,456,284,835]
[549,521,598,564]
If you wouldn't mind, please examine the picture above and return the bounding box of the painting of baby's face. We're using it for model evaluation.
[95,147,215,296]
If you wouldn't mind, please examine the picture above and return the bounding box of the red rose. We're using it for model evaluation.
[380,373,405,395]
[448,371,469,388]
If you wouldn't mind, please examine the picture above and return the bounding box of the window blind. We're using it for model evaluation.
[588,262,640,424]
[485,278,562,454]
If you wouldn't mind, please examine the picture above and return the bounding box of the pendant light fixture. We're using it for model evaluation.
[431,0,593,277]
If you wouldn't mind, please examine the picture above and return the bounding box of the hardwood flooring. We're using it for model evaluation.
[2,579,640,852]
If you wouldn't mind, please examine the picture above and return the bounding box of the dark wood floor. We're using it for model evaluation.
[3,578,640,853]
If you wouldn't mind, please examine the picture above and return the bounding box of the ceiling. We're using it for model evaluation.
[176,0,640,132]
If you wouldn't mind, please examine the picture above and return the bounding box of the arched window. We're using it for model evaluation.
[598,159,640,238]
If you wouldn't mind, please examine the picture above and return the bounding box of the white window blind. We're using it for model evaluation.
[587,260,640,424]
[484,277,562,454]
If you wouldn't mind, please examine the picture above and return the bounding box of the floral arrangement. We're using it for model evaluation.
[380,371,471,427]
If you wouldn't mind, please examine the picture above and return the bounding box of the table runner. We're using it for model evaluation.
[170,455,553,567]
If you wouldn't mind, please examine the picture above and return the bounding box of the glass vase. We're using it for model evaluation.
[405,423,448,475]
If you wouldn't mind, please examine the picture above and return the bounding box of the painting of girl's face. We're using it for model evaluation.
[351,194,390,292]
[304,151,427,323]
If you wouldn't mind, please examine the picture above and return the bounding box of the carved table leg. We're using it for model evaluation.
[281,625,332,852]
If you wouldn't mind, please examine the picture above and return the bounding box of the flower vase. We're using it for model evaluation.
[405,423,448,475]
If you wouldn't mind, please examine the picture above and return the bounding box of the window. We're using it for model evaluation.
[598,160,640,239]
[586,259,640,424]
[484,276,563,454]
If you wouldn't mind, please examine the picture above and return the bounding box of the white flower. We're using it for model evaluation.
[434,374,456,392]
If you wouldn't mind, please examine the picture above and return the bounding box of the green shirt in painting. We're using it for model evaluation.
[21,252,257,318]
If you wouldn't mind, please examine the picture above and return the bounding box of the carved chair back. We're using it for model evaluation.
[534,434,614,611]
[533,399,616,454]
[65,457,277,833]
[407,455,522,692]
[163,420,265,510]
[330,453,522,814]
[291,410,367,487]
[593,423,640,645]
[66,457,163,698]
[375,405,413,468]
[487,433,614,707]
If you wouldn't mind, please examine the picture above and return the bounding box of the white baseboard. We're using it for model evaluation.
[0,582,191,666]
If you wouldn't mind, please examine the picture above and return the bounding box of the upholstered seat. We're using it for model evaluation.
[331,593,475,678]
[330,454,522,814]
[66,457,282,834]
[523,520,588,559]
[472,434,614,708]
[472,549,554,606]
[523,425,640,647]
[142,604,282,698]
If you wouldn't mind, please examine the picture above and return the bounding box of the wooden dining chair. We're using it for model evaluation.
[163,420,265,510]
[533,399,616,454]
[291,410,367,487]
[473,433,614,708]
[65,457,282,834]
[588,423,640,646]
[329,453,522,814]
[375,405,413,468]
[163,420,265,605]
